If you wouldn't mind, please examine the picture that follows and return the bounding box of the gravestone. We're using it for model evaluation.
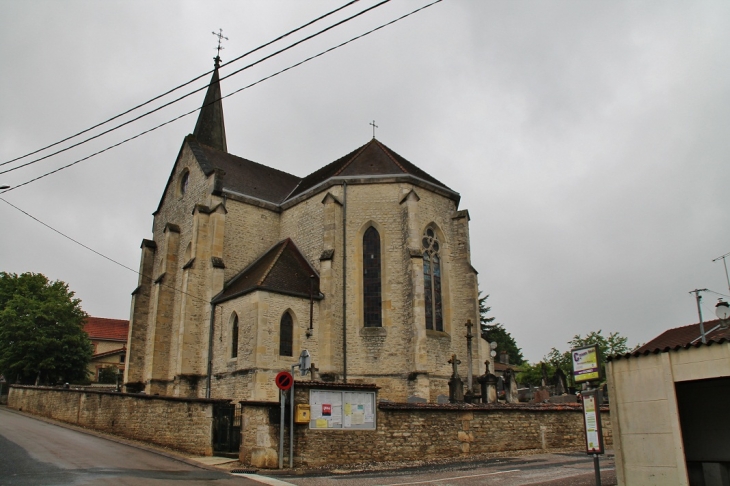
[448,354,464,403]
[552,368,568,395]
[407,395,427,404]
[503,368,519,404]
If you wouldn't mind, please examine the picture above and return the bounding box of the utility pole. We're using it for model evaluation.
[690,289,708,344]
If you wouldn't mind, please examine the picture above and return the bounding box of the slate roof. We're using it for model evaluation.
[288,138,454,200]
[84,317,129,342]
[185,137,456,207]
[608,318,730,361]
[191,138,300,204]
[192,59,227,152]
[213,238,322,304]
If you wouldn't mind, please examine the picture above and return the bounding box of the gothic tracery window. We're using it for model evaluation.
[422,228,443,331]
[363,226,382,327]
[279,312,293,357]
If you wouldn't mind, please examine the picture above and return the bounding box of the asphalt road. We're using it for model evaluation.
[0,407,256,485]
[247,453,617,486]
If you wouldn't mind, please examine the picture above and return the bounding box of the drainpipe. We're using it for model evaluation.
[206,303,216,398]
[342,181,348,383]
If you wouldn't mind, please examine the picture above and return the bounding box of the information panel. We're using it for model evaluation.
[309,389,376,430]
[572,344,601,384]
[581,389,604,454]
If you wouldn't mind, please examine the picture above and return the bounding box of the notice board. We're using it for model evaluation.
[309,389,376,430]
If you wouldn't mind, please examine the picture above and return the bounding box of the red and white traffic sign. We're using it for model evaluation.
[275,371,293,391]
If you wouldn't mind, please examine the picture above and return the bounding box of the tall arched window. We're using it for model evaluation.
[280,312,293,357]
[422,228,443,331]
[363,226,382,327]
[231,314,239,359]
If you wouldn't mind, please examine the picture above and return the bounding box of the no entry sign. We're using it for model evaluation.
[275,371,294,391]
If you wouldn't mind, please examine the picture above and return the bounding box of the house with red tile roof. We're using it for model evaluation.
[607,317,730,484]
[84,317,129,383]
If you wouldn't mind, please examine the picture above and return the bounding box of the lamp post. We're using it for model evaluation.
[489,341,497,375]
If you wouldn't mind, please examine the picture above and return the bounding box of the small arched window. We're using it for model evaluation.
[180,170,190,196]
[230,314,239,359]
[363,226,382,327]
[280,312,293,357]
[422,228,443,331]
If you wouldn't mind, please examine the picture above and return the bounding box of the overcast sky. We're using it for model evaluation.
[2,1,729,363]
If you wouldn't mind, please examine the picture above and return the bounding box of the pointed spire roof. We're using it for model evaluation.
[193,57,228,152]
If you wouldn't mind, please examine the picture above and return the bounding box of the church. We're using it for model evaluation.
[124,57,485,403]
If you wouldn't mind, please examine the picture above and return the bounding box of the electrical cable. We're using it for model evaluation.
[0,0,360,168]
[0,196,211,305]
[0,0,441,194]
[0,0,390,177]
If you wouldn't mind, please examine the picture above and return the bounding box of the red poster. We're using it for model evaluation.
[322,404,332,416]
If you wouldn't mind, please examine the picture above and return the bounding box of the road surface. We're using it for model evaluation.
[0,407,255,485]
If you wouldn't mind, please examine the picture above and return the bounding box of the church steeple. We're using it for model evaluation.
[193,56,228,152]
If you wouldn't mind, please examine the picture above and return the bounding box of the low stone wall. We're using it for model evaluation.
[243,385,612,468]
[8,385,229,456]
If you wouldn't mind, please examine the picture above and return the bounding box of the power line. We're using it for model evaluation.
[0,0,361,168]
[0,196,211,306]
[0,0,389,177]
[0,0,441,194]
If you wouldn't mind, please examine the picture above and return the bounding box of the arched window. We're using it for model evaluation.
[179,169,190,196]
[363,226,382,327]
[231,314,239,359]
[422,228,443,331]
[280,312,293,357]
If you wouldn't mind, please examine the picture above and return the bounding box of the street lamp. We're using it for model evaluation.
[0,186,9,190]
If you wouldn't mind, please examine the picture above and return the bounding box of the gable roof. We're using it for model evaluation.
[181,137,458,209]
[91,347,127,360]
[190,138,301,204]
[608,318,730,361]
[213,238,322,304]
[84,317,129,342]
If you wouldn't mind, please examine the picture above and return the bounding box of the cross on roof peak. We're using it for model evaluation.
[369,120,378,139]
[212,28,229,65]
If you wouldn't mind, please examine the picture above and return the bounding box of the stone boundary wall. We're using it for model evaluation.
[242,398,612,468]
[8,385,229,456]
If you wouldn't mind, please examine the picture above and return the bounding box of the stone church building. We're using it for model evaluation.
[124,58,485,403]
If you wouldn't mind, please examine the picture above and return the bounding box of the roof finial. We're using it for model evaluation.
[369,120,378,139]
[212,28,229,66]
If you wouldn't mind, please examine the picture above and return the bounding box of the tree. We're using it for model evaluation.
[542,330,632,387]
[479,292,525,365]
[0,272,91,385]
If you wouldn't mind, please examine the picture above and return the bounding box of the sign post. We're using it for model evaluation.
[571,344,603,485]
[274,371,293,469]
[289,350,310,468]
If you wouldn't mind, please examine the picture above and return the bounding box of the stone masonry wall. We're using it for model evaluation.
[242,389,612,468]
[8,385,225,456]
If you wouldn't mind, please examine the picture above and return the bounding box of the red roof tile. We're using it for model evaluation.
[84,317,129,342]
[609,318,730,361]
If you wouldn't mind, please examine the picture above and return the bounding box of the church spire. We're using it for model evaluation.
[193,55,228,152]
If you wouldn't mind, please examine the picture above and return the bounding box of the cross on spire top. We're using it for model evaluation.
[369,120,378,139]
[212,28,229,64]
